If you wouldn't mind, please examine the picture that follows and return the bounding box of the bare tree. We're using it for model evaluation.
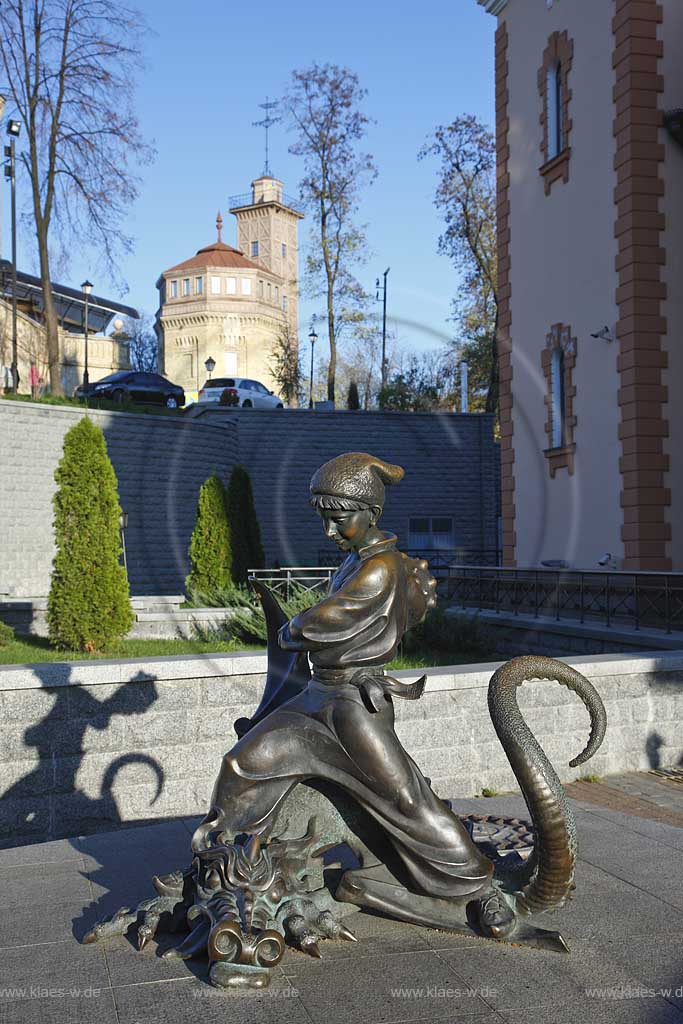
[121,313,157,373]
[419,115,498,414]
[283,63,376,403]
[0,0,153,395]
[268,318,301,406]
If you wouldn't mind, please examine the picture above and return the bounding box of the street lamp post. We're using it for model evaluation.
[81,280,93,387]
[4,120,21,393]
[375,267,390,391]
[308,328,317,409]
[204,356,216,380]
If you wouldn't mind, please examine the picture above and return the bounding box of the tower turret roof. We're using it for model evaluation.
[162,211,268,275]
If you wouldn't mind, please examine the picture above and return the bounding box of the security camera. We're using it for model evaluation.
[597,553,612,567]
[591,326,614,343]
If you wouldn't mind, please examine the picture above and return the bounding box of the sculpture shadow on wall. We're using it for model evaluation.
[645,731,665,770]
[1,667,165,847]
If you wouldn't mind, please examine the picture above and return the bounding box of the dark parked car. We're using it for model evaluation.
[75,371,185,408]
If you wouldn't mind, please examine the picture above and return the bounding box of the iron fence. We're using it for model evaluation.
[446,565,683,634]
[248,567,336,601]
[228,191,304,214]
[250,550,502,602]
[318,548,501,573]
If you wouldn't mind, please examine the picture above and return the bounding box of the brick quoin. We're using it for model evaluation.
[495,21,516,566]
[613,0,670,569]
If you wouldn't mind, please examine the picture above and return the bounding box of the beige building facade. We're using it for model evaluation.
[479,0,683,570]
[0,299,132,397]
[156,176,302,401]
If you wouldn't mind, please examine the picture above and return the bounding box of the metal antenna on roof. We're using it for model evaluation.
[253,97,281,178]
[216,210,223,243]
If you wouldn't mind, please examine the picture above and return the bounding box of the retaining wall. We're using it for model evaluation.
[1,649,680,848]
[0,402,239,597]
[0,402,498,599]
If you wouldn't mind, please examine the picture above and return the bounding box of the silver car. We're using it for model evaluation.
[197,377,285,409]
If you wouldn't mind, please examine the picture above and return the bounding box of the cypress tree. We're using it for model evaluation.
[227,465,264,584]
[347,380,360,410]
[186,474,233,594]
[47,417,134,651]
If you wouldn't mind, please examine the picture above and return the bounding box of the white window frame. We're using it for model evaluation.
[210,276,221,295]
[251,240,259,258]
[170,280,178,299]
[226,277,237,295]
[182,278,190,296]
[241,278,252,296]
[195,276,203,295]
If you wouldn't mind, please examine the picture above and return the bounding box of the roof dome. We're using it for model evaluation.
[163,211,265,274]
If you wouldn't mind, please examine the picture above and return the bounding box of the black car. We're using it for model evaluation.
[75,371,185,408]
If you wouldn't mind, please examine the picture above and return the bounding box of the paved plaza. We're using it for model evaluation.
[0,774,681,1024]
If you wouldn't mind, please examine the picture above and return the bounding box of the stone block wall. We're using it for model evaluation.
[1,650,680,848]
[226,408,499,567]
[0,402,498,597]
[0,402,239,597]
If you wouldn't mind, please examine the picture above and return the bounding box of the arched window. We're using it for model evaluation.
[539,32,573,193]
[550,346,565,448]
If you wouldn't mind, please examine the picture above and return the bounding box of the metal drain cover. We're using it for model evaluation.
[649,767,683,784]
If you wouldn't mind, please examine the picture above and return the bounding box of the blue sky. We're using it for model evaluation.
[5,0,495,355]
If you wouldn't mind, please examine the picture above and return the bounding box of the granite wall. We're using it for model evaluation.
[0,402,239,597]
[1,649,680,848]
[0,402,498,597]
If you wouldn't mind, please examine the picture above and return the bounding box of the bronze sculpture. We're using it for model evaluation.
[84,452,607,988]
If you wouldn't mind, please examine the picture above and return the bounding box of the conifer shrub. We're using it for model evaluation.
[47,417,134,651]
[186,474,233,594]
[347,380,360,410]
[0,620,15,646]
[227,465,264,584]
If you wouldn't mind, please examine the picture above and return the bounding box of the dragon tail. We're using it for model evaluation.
[487,655,607,915]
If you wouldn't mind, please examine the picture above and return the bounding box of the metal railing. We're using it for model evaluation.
[228,191,304,214]
[249,567,336,601]
[318,548,501,573]
[446,565,683,634]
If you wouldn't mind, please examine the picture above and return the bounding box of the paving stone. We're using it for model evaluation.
[101,931,210,988]
[498,998,683,1024]
[0,897,96,949]
[438,942,589,1012]
[0,861,91,910]
[0,939,114,1024]
[0,837,83,868]
[602,934,683,1012]
[548,889,667,941]
[286,949,494,1024]
[112,972,306,1024]
[280,911,432,974]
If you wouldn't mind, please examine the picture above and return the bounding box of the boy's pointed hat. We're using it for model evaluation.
[310,452,404,508]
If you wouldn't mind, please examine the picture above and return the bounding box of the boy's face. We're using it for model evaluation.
[318,507,376,553]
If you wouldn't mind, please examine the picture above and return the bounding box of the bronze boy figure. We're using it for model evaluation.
[85,452,607,988]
